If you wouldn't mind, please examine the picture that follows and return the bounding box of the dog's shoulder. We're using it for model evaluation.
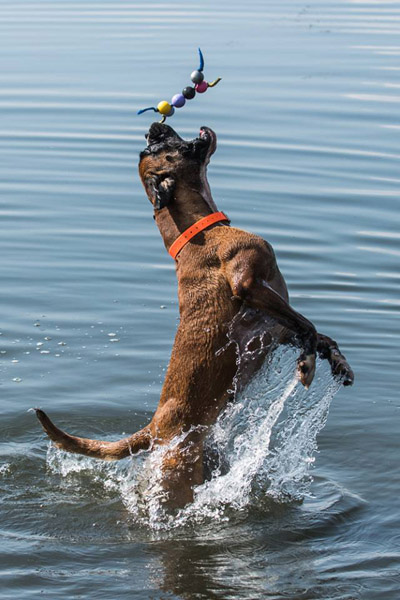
[213,225,275,265]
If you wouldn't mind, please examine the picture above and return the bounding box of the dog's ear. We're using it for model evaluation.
[147,176,176,210]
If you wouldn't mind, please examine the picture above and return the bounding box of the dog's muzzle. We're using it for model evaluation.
[146,122,183,147]
[142,123,216,161]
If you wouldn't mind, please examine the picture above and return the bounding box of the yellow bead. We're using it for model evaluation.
[157,101,172,116]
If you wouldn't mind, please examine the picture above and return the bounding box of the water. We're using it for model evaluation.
[1,0,399,597]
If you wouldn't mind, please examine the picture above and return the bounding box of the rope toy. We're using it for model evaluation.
[137,48,221,124]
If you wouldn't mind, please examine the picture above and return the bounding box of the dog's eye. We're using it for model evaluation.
[165,155,174,163]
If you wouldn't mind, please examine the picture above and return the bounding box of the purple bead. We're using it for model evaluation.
[195,81,208,94]
[171,93,186,108]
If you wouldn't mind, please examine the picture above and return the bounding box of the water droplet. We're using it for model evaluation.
[44,336,52,341]
[40,350,50,355]
[160,305,166,309]
[12,377,22,383]
[110,338,119,343]
[36,342,43,347]
[11,359,19,363]
[58,342,66,346]
[0,351,6,355]
[55,354,60,357]
[34,322,40,327]
[108,333,116,337]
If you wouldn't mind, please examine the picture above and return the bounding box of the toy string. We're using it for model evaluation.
[137,106,158,115]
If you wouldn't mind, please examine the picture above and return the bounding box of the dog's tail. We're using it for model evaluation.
[35,409,152,460]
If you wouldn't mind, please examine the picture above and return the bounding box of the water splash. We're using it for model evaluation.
[46,340,341,531]
[166,347,339,529]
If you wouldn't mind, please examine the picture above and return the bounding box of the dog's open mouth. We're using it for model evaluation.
[189,126,216,160]
[198,126,217,156]
[142,123,216,161]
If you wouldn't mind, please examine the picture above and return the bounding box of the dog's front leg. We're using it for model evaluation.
[277,330,354,387]
[317,333,354,386]
[232,278,317,388]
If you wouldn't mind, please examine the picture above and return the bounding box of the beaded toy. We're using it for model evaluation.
[137,48,221,123]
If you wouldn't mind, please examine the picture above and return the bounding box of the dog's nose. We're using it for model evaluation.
[148,122,166,138]
[147,122,178,146]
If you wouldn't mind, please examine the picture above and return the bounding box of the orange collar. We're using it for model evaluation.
[168,211,230,260]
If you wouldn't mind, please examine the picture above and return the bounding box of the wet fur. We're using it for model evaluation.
[36,123,353,509]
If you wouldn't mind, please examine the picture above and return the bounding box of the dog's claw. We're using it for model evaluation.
[343,374,354,386]
[297,353,316,389]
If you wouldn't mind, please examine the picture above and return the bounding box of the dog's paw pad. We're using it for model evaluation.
[297,353,316,389]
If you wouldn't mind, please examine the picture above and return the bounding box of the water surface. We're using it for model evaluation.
[1,1,399,598]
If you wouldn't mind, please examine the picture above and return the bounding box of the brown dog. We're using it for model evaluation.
[36,123,353,508]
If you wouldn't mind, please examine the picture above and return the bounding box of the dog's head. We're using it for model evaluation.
[138,123,217,210]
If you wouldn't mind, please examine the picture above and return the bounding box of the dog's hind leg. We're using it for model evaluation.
[160,438,204,510]
[316,333,354,386]
[35,409,152,460]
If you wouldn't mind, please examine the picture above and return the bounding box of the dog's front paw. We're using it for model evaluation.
[330,350,354,386]
[297,353,316,389]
